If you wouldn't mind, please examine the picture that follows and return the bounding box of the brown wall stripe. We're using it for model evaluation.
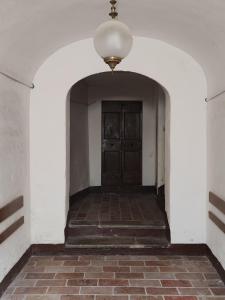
[209,192,225,215]
[0,217,24,245]
[0,196,23,223]
[209,211,225,235]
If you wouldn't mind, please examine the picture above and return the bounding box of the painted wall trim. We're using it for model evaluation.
[209,192,225,215]
[0,217,24,245]
[0,196,23,223]
[209,211,225,235]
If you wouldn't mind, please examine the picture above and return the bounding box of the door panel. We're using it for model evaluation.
[123,151,142,185]
[102,151,121,186]
[124,112,141,139]
[104,113,121,139]
[102,101,142,187]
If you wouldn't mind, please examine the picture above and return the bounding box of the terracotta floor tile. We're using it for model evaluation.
[161,280,192,287]
[85,272,114,279]
[44,267,74,273]
[129,280,161,287]
[178,288,212,296]
[115,273,144,279]
[53,256,79,261]
[63,261,90,266]
[80,286,113,294]
[67,279,98,286]
[198,297,225,300]
[159,267,187,273]
[96,296,128,300]
[191,279,224,287]
[26,296,61,300]
[36,261,63,267]
[36,279,66,286]
[103,267,130,273]
[131,267,159,273]
[144,273,175,280]
[130,297,163,300]
[55,273,84,279]
[61,296,94,300]
[2,295,26,300]
[210,287,225,295]
[14,287,47,294]
[145,261,171,266]
[91,260,118,266]
[23,267,45,273]
[74,266,103,272]
[11,280,36,287]
[146,287,178,295]
[164,297,198,300]
[204,273,221,280]
[119,261,145,266]
[99,279,129,286]
[175,273,204,280]
[114,286,145,294]
[25,273,55,280]
[47,287,80,294]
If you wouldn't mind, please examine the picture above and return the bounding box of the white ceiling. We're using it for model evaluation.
[0,0,225,97]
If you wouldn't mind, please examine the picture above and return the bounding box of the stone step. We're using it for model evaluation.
[65,235,169,249]
[68,219,166,229]
[66,225,168,238]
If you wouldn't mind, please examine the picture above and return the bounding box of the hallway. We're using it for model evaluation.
[1,0,225,297]
[66,191,169,249]
[3,255,225,299]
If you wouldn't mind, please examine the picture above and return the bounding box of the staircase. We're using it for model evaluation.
[65,191,170,250]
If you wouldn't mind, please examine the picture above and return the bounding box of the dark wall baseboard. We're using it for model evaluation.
[1,243,224,297]
[157,185,165,211]
[207,246,225,284]
[31,244,65,255]
[0,247,31,297]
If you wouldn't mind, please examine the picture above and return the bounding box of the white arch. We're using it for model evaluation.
[30,37,207,244]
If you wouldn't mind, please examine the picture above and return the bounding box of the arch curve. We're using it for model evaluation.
[30,37,207,244]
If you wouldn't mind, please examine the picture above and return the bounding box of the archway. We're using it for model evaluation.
[68,71,168,248]
[30,37,207,244]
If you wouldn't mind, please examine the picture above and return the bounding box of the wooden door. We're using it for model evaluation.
[102,101,142,186]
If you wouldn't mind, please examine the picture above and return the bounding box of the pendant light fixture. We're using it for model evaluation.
[94,0,133,71]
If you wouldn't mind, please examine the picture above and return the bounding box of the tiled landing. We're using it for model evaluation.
[69,192,166,227]
[3,255,225,299]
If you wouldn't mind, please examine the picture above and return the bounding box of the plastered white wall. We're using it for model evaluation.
[70,82,89,195]
[157,88,166,189]
[88,82,158,187]
[0,77,30,281]
[164,92,171,220]
[207,95,225,268]
[30,37,207,244]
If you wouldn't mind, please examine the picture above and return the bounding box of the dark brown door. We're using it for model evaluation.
[102,101,142,186]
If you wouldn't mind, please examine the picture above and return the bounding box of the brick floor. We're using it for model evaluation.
[2,255,225,299]
[69,192,166,227]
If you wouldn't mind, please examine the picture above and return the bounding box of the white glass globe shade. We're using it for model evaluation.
[94,19,133,60]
